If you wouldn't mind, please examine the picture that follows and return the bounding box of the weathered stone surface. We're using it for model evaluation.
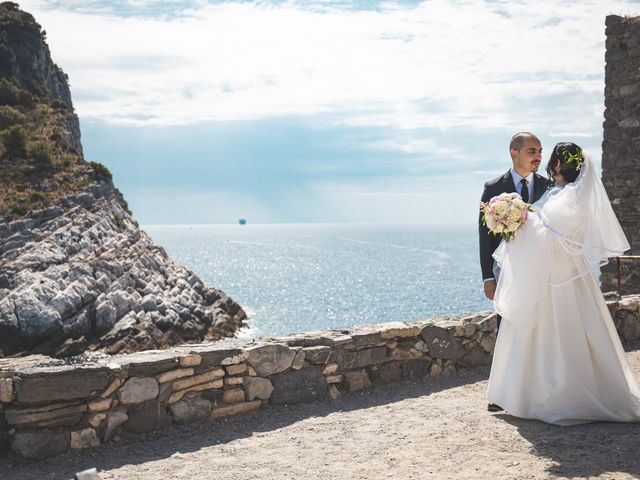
[0,377,15,403]
[168,379,224,404]
[420,325,465,360]
[225,376,243,386]
[322,363,338,375]
[333,347,387,370]
[378,322,422,339]
[246,344,296,376]
[389,346,423,361]
[303,346,332,365]
[223,388,245,404]
[104,408,128,441]
[172,369,225,392]
[325,374,343,384]
[344,370,371,392]
[291,349,306,370]
[243,376,274,401]
[225,363,246,376]
[170,397,212,423]
[117,377,159,404]
[371,359,432,385]
[88,398,112,412]
[70,427,100,449]
[14,367,111,403]
[125,399,171,433]
[211,399,261,418]
[156,368,194,383]
[460,347,492,368]
[270,368,328,405]
[101,377,122,398]
[351,331,382,346]
[429,363,443,376]
[89,413,106,428]
[193,347,244,368]
[12,430,69,459]
[116,353,179,377]
[180,355,202,367]
[5,401,86,428]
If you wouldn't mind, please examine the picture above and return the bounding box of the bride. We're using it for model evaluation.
[487,142,640,425]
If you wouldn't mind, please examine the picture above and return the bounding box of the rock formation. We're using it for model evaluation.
[0,2,247,357]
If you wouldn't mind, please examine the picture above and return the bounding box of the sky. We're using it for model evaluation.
[18,0,640,225]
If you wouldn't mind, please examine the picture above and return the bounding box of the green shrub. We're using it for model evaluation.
[89,160,112,180]
[0,77,34,107]
[30,191,45,202]
[0,105,25,130]
[113,214,126,229]
[2,125,26,158]
[50,99,69,111]
[27,141,52,165]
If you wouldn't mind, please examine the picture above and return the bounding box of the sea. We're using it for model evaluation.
[144,224,493,340]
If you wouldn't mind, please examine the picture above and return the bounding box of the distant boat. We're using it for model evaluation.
[238,218,247,225]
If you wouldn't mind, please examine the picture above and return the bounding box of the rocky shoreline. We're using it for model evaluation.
[0,177,247,357]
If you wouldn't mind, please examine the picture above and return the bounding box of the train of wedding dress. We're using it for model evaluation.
[487,155,640,425]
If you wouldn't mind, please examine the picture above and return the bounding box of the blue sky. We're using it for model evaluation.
[20,0,640,224]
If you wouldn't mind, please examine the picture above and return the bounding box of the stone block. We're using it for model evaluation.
[225,363,246,376]
[104,408,128,441]
[167,379,224,404]
[459,346,492,368]
[14,367,111,403]
[246,344,296,376]
[389,346,423,361]
[225,376,243,386]
[117,377,159,404]
[378,322,422,339]
[70,427,100,450]
[125,399,171,433]
[100,378,122,398]
[211,399,261,418]
[89,413,106,428]
[291,349,306,369]
[334,347,387,370]
[325,374,343,384]
[0,378,15,403]
[270,368,328,405]
[223,388,245,404]
[115,352,179,376]
[88,398,112,412]
[193,346,244,368]
[179,354,202,367]
[303,346,332,364]
[172,369,225,391]
[322,364,338,375]
[420,325,465,360]
[243,376,274,401]
[5,402,86,428]
[156,368,194,383]
[170,397,212,423]
[351,331,382,346]
[12,430,69,459]
[371,359,432,385]
[344,370,371,392]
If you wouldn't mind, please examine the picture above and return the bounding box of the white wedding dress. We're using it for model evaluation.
[487,155,640,425]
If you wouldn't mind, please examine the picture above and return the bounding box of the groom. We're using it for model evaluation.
[480,132,551,411]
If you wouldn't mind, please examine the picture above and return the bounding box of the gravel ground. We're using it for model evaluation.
[3,346,640,480]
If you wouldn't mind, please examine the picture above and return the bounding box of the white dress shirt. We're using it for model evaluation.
[510,169,534,201]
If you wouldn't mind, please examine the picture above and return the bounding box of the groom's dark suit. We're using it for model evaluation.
[479,170,553,290]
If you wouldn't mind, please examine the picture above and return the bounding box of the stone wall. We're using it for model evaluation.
[602,15,640,293]
[2,295,640,461]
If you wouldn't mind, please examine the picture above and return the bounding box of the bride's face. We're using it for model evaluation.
[554,163,567,186]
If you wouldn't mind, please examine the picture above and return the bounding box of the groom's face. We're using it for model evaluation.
[511,138,542,173]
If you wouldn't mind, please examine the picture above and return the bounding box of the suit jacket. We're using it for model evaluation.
[479,170,553,281]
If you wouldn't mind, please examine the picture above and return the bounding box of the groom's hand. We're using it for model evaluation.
[484,279,497,300]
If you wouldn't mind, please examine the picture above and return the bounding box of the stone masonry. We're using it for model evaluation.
[602,15,640,293]
[2,294,640,461]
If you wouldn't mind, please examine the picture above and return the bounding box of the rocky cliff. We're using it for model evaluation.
[0,2,247,357]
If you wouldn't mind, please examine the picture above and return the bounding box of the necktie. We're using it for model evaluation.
[520,178,530,203]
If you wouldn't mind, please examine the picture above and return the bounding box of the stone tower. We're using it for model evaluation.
[601,15,640,293]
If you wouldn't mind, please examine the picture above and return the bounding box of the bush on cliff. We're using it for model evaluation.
[89,160,113,180]
[27,140,52,166]
[2,124,26,158]
[0,105,25,130]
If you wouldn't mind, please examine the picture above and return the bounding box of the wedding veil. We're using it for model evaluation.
[492,153,630,330]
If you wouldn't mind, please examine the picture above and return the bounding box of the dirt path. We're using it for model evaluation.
[4,347,640,480]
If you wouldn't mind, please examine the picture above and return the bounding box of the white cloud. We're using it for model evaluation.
[18,0,639,133]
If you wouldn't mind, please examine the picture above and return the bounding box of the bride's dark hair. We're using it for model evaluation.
[546,142,584,183]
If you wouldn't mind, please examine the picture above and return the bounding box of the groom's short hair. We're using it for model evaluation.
[509,132,540,152]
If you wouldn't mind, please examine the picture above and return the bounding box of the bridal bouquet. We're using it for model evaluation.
[480,192,532,242]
